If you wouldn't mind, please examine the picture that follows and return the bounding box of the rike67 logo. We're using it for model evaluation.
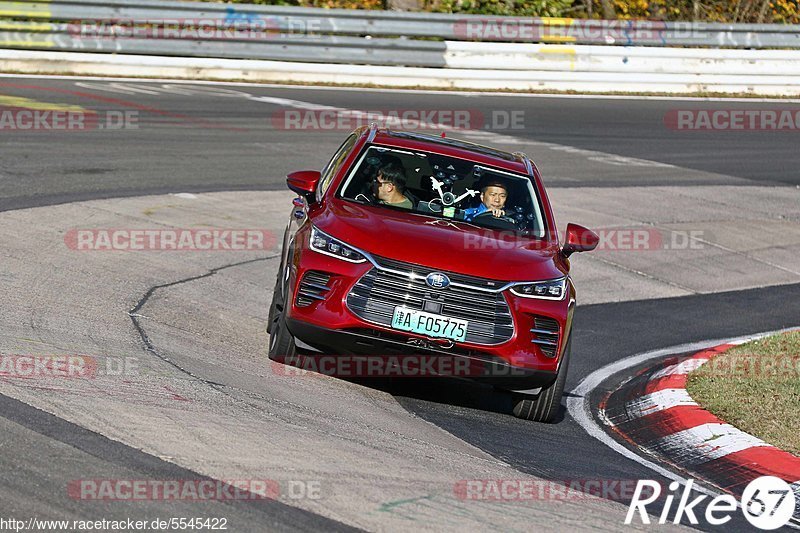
[627,477,796,530]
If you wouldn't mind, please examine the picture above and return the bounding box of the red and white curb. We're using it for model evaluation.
[600,340,800,522]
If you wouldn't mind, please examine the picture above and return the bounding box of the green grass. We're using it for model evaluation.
[686,331,800,456]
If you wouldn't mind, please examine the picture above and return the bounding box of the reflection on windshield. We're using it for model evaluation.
[338,146,546,237]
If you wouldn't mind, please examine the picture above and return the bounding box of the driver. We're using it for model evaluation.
[373,164,413,210]
[463,181,508,221]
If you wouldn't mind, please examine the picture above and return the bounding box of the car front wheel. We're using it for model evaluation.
[268,272,296,361]
[512,335,571,423]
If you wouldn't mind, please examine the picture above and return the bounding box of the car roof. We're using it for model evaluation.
[365,128,534,178]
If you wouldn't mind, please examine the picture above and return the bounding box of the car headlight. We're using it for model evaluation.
[510,278,567,300]
[310,226,367,263]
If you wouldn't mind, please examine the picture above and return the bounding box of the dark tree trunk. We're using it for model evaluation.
[600,0,616,19]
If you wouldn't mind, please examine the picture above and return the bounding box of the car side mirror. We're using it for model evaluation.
[562,223,599,258]
[287,170,322,201]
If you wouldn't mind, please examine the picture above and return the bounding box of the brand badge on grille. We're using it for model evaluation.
[425,272,450,289]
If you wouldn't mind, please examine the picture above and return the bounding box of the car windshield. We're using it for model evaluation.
[338,146,546,238]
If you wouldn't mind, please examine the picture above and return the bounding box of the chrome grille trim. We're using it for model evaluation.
[349,284,508,321]
[530,315,560,358]
[531,339,558,347]
[373,255,506,291]
[362,269,507,311]
[346,262,515,346]
[297,271,332,308]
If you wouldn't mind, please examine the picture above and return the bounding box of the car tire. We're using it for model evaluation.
[268,271,296,361]
[512,335,571,423]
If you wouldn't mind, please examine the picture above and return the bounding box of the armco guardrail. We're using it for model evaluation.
[2,47,799,95]
[1,0,799,95]
[0,22,448,67]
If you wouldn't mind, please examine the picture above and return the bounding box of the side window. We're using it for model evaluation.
[317,134,357,201]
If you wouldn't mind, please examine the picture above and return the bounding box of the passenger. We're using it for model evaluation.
[373,164,413,210]
[464,181,508,221]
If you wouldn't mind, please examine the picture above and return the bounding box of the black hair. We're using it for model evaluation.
[378,164,407,194]
[481,180,507,193]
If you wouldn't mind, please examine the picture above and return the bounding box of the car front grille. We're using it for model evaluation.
[346,259,514,346]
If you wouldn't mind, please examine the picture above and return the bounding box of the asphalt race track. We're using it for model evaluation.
[2,77,799,213]
[1,76,799,531]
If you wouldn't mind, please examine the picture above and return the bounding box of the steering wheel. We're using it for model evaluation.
[473,210,519,230]
[474,210,517,223]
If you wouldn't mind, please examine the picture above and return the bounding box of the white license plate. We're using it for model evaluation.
[390,307,468,342]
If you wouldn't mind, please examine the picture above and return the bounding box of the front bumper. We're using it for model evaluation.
[286,318,559,389]
[285,226,573,382]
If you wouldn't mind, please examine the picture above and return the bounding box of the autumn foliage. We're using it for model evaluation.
[215,0,799,23]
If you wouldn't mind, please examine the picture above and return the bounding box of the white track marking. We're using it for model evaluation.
[242,93,677,169]
[258,92,676,168]
[568,326,800,529]
[459,130,676,168]
[653,423,770,466]
[249,95,342,112]
[6,73,800,102]
[20,77,779,170]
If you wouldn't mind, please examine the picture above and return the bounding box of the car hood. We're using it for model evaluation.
[314,201,566,282]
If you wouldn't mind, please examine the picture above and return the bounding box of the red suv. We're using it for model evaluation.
[268,126,598,422]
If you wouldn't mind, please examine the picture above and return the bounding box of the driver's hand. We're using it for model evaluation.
[491,208,504,217]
